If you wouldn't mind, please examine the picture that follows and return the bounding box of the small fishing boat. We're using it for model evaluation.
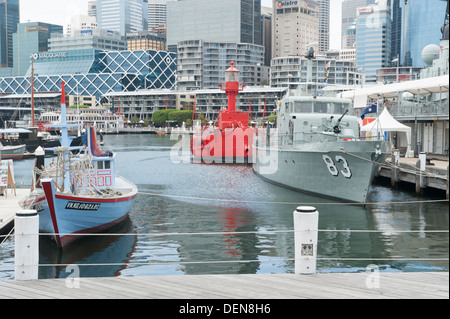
[0,143,26,160]
[20,82,138,249]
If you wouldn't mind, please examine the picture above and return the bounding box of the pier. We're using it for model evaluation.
[377,154,449,198]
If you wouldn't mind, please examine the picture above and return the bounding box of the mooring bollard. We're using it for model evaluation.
[15,210,39,281]
[416,152,427,194]
[294,206,319,275]
[391,149,400,188]
[35,146,45,188]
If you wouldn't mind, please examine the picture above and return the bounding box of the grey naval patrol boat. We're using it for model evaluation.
[253,93,391,203]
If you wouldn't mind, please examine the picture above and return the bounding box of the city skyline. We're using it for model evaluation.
[19,0,345,50]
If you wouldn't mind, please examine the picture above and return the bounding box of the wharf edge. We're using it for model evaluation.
[0,272,448,299]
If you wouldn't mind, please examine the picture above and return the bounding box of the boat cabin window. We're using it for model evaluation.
[96,160,111,170]
[332,103,348,114]
[314,102,329,113]
[294,101,312,113]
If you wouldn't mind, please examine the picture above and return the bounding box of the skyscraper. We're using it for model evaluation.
[12,22,63,76]
[401,0,448,67]
[97,0,148,36]
[272,0,319,58]
[317,0,330,53]
[390,0,402,63]
[341,0,375,49]
[356,1,392,82]
[167,0,262,52]
[88,1,97,18]
[0,0,20,68]
[148,0,168,29]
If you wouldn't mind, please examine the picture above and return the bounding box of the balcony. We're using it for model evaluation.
[388,99,449,120]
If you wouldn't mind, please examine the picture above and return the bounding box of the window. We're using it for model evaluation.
[314,102,329,113]
[294,101,312,113]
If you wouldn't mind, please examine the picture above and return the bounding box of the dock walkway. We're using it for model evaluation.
[0,189,29,235]
[378,155,449,196]
[0,272,448,299]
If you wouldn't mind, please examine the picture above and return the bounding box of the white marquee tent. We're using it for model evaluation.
[361,108,413,157]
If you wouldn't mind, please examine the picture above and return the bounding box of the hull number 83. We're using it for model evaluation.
[322,155,352,179]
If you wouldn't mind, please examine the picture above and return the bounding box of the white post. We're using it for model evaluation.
[15,210,39,281]
[419,152,426,171]
[294,206,319,275]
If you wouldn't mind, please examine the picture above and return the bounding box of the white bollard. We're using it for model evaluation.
[15,210,39,281]
[419,152,426,172]
[294,206,319,275]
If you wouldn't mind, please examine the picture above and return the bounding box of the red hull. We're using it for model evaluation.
[191,127,255,164]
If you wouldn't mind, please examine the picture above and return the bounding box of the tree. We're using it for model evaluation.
[168,110,193,125]
[152,109,174,126]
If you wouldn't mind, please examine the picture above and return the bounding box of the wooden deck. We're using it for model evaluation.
[0,189,29,235]
[0,272,448,299]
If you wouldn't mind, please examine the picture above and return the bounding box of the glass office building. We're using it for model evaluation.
[97,0,148,36]
[0,49,176,103]
[356,4,392,82]
[12,22,64,76]
[401,0,448,67]
[167,0,261,52]
[0,0,19,69]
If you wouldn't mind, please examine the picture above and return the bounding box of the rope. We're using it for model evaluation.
[136,190,449,206]
[2,229,447,240]
[342,150,449,181]
[0,226,14,245]
[0,257,448,269]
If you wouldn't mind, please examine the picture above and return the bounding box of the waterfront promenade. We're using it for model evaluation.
[0,272,448,299]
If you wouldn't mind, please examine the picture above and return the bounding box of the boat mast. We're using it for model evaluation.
[31,56,35,127]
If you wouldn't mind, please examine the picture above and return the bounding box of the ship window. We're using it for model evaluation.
[287,102,293,112]
[294,101,312,113]
[105,161,111,169]
[333,103,347,114]
[97,161,104,169]
[314,102,329,113]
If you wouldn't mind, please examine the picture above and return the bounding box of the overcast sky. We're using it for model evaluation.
[19,0,343,50]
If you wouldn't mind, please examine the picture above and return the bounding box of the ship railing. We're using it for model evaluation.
[2,198,448,280]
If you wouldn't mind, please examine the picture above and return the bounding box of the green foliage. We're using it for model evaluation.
[151,109,173,125]
[68,105,90,109]
[168,110,193,124]
[152,109,193,126]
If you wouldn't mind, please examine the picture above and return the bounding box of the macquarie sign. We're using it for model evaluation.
[32,52,67,60]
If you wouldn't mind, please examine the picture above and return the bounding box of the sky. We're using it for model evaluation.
[19,0,343,50]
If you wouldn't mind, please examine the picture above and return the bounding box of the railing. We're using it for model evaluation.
[1,198,448,281]
[388,100,449,118]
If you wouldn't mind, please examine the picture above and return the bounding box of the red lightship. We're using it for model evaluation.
[191,62,255,164]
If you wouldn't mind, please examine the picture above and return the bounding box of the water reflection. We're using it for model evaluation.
[39,217,137,279]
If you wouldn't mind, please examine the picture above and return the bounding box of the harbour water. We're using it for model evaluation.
[0,134,448,280]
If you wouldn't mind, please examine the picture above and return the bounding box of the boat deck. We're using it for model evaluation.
[0,272,448,299]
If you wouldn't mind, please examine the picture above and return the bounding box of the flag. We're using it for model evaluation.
[325,61,331,69]
[324,69,330,84]
[304,1,308,8]
[360,101,377,120]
